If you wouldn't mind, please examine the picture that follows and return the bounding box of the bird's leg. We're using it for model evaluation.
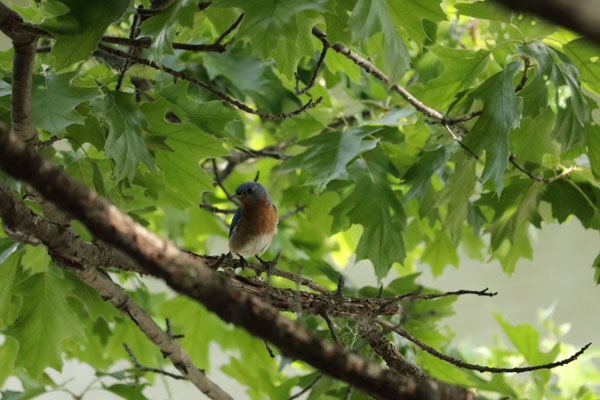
[210,253,227,270]
[237,254,248,269]
[256,255,271,270]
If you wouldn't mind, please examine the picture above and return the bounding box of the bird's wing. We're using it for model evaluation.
[229,208,242,238]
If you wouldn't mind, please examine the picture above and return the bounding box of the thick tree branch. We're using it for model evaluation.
[97,44,322,120]
[0,2,37,146]
[357,320,428,380]
[490,0,600,47]
[0,126,477,400]
[0,183,232,399]
[0,180,142,273]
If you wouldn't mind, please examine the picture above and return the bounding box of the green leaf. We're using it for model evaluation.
[0,248,20,327]
[104,383,149,400]
[586,124,600,180]
[142,102,227,206]
[31,72,101,133]
[139,0,197,56]
[487,181,543,250]
[436,155,477,239]
[331,161,406,280]
[454,1,510,21]
[387,0,445,46]
[159,296,229,371]
[6,268,86,378]
[280,126,380,192]
[65,271,119,322]
[518,43,589,150]
[66,114,106,151]
[217,0,326,78]
[490,223,533,275]
[417,351,475,387]
[494,313,560,365]
[94,92,155,182]
[465,61,522,194]
[350,0,409,83]
[563,39,600,95]
[421,229,458,277]
[402,147,448,201]
[21,245,51,274]
[542,179,596,227]
[509,107,558,166]
[41,0,129,70]
[593,252,600,284]
[411,46,489,110]
[0,337,18,387]
[321,0,354,44]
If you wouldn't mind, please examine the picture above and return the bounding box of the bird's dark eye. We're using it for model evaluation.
[248,187,254,193]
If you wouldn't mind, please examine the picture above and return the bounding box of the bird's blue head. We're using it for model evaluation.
[232,182,270,203]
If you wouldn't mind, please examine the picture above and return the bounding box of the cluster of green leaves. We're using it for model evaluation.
[0,0,600,398]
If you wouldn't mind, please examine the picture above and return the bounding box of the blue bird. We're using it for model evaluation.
[228,182,278,266]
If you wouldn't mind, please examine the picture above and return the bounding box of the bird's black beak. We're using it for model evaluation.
[232,193,241,200]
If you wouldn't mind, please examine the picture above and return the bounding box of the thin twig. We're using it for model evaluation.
[115,9,141,91]
[336,275,345,297]
[444,124,480,159]
[212,159,239,205]
[166,318,185,340]
[279,205,307,221]
[123,343,186,380]
[263,340,276,358]
[199,202,236,214]
[321,313,339,343]
[214,14,244,45]
[97,44,323,120]
[509,154,551,183]
[515,56,531,92]
[100,36,226,52]
[295,41,329,95]
[38,136,60,147]
[289,375,323,400]
[220,140,293,180]
[392,287,497,302]
[444,111,483,125]
[376,319,591,373]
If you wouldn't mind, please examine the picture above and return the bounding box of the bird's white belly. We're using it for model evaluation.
[231,233,273,257]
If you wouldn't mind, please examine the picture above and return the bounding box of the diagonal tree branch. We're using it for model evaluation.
[0,125,478,400]
[0,183,232,400]
[311,27,481,127]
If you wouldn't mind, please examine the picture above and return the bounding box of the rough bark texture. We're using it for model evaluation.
[0,180,233,400]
